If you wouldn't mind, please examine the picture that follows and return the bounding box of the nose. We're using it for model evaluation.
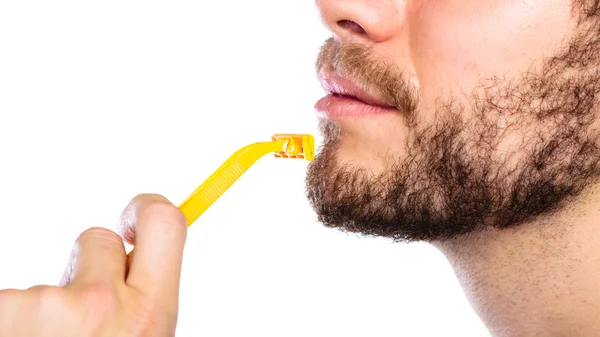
[316,0,402,43]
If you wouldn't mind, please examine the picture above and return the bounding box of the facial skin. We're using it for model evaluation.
[306,0,600,242]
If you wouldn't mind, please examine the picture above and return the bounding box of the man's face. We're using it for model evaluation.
[306,0,600,241]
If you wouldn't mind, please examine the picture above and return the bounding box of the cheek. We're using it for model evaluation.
[407,0,574,104]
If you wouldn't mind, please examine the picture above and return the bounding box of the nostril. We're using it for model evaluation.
[337,19,366,35]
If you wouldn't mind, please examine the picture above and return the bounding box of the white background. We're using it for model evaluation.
[0,1,490,336]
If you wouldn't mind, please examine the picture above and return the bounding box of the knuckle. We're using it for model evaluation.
[28,285,59,296]
[27,286,67,311]
[0,289,27,304]
[79,283,120,313]
[0,289,16,301]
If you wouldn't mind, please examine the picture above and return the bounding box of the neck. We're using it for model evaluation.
[433,186,600,337]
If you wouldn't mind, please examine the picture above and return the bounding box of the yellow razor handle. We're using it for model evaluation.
[126,134,314,261]
[178,133,314,226]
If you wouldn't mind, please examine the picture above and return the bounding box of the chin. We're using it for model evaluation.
[317,116,409,177]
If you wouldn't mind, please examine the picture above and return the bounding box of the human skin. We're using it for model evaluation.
[2,1,600,336]
[307,0,600,336]
[0,194,188,337]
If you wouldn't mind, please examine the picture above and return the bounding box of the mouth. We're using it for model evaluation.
[315,65,396,121]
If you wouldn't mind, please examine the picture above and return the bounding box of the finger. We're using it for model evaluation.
[0,289,20,331]
[117,194,187,303]
[0,289,36,334]
[1,287,70,334]
[67,227,127,286]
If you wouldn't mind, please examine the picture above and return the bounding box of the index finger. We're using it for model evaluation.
[118,194,188,304]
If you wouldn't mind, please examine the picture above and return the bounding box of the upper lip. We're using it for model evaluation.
[318,65,394,109]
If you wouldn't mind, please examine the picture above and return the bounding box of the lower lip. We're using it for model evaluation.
[314,94,396,120]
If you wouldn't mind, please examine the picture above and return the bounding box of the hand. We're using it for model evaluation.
[0,194,188,337]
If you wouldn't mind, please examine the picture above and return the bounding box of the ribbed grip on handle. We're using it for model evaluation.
[178,159,246,225]
[176,140,284,226]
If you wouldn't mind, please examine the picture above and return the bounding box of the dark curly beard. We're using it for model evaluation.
[305,6,600,242]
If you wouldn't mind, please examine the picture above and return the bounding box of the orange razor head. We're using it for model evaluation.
[272,134,315,161]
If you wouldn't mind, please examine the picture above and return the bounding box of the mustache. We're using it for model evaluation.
[315,37,419,117]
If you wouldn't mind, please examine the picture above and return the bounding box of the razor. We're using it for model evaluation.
[126,134,314,261]
[177,133,314,226]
